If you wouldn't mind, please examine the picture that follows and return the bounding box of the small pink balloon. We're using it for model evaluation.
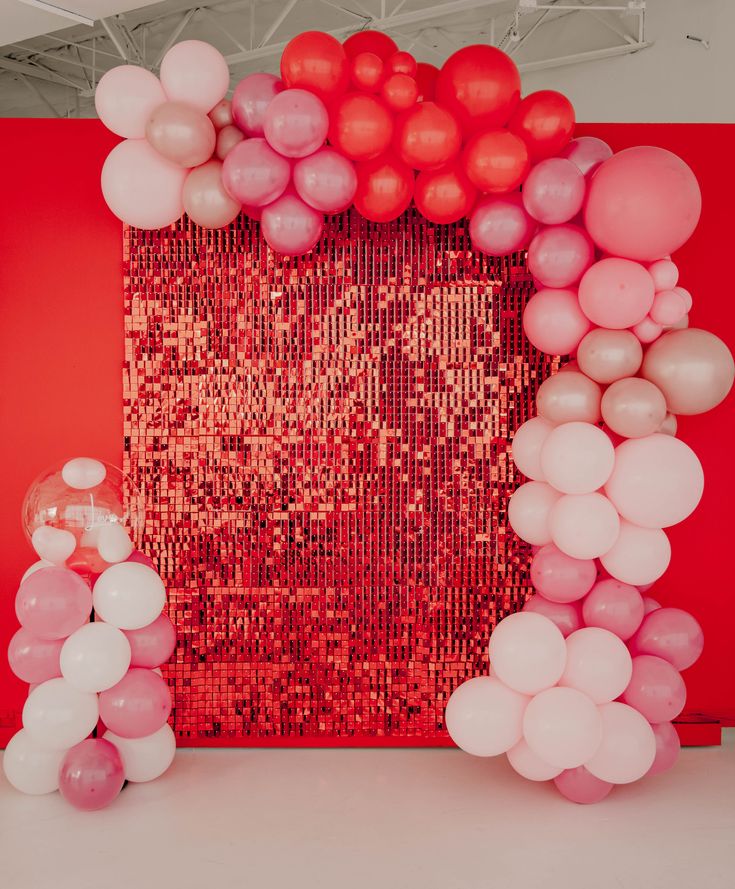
[522,158,585,224]
[263,88,329,158]
[215,125,245,161]
[527,224,594,289]
[511,416,554,481]
[540,421,615,495]
[630,607,703,671]
[522,594,582,637]
[599,520,671,586]
[261,191,324,255]
[508,481,561,546]
[98,668,172,739]
[523,289,591,356]
[293,147,357,213]
[58,739,125,811]
[15,567,92,640]
[673,286,693,312]
[126,550,156,571]
[582,579,645,641]
[183,159,241,228]
[549,493,620,561]
[647,721,680,775]
[523,686,603,770]
[647,259,679,291]
[208,98,233,130]
[559,627,632,704]
[531,544,597,603]
[560,136,612,177]
[232,72,284,136]
[469,192,536,256]
[123,613,176,669]
[632,315,663,344]
[489,612,567,696]
[585,701,656,784]
[578,258,655,329]
[7,628,63,684]
[554,766,613,804]
[577,328,643,385]
[601,377,668,439]
[145,101,216,168]
[642,596,662,615]
[222,138,290,207]
[507,738,561,781]
[649,289,688,326]
[622,654,686,723]
[95,65,166,139]
[536,372,602,425]
[159,40,230,113]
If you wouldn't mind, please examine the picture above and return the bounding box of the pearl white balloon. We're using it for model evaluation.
[60,622,132,692]
[21,560,53,583]
[31,526,76,565]
[2,729,66,794]
[61,457,107,490]
[104,724,176,782]
[22,678,99,751]
[97,523,134,564]
[93,562,166,630]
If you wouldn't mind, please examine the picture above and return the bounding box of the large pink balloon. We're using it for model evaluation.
[578,258,654,329]
[599,520,670,586]
[536,372,602,425]
[584,146,701,261]
[95,66,166,139]
[523,289,591,356]
[7,628,63,684]
[540,421,615,494]
[576,329,643,385]
[631,607,703,671]
[58,739,125,811]
[605,434,704,528]
[445,676,528,756]
[102,139,186,229]
[469,193,536,256]
[522,594,582,638]
[98,668,171,739]
[160,40,230,113]
[15,567,92,640]
[222,138,290,207]
[124,613,176,669]
[522,158,585,224]
[263,88,329,158]
[488,612,567,695]
[523,686,602,770]
[601,377,668,439]
[507,738,561,781]
[647,721,680,776]
[232,73,284,136]
[530,544,597,603]
[183,160,241,228]
[560,136,612,177]
[293,147,357,213]
[511,416,554,481]
[145,101,216,168]
[582,579,644,641]
[622,654,686,723]
[527,224,594,289]
[549,493,620,561]
[559,627,632,704]
[261,192,324,255]
[585,701,656,784]
[508,481,561,546]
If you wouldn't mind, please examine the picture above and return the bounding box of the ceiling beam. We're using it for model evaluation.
[0,56,87,89]
[518,40,652,72]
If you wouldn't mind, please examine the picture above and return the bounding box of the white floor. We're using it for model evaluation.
[1,732,734,889]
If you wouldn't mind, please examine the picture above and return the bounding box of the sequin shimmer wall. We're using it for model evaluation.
[123,209,558,743]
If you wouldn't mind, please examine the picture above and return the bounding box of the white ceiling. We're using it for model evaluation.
[0,0,162,44]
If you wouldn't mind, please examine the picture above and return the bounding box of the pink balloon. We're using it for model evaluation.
[522,158,585,224]
[622,654,686,723]
[145,101,216,168]
[95,66,166,139]
[531,544,597,603]
[15,567,91,640]
[58,739,125,811]
[261,191,324,255]
[527,224,594,289]
[585,702,656,784]
[508,481,561,546]
[209,99,233,130]
[577,329,643,385]
[540,421,615,494]
[263,88,329,158]
[578,258,655,329]
[159,40,230,113]
[215,125,245,161]
[522,594,582,638]
[650,289,688,326]
[222,138,290,207]
[507,738,561,781]
[469,193,536,256]
[523,686,603,769]
[123,613,176,669]
[601,377,668,439]
[7,628,63,684]
[445,676,528,756]
[632,315,663,344]
[584,146,702,262]
[511,416,554,481]
[554,766,613,804]
[98,668,172,739]
[582,579,645,640]
[101,139,186,229]
[647,259,679,291]
[647,721,680,775]
[559,627,632,704]
[599,520,671,586]
[183,160,241,228]
[642,596,662,615]
[631,607,703,671]
[232,73,284,136]
[523,289,591,356]
[489,612,567,695]
[126,550,156,571]
[561,136,612,177]
[673,286,693,312]
[536,372,602,425]
[293,147,357,213]
[549,493,620,561]
[605,434,704,529]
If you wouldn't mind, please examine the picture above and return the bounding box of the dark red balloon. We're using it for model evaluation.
[381,73,418,112]
[328,93,394,161]
[387,50,417,78]
[350,51,384,92]
[354,153,414,223]
[435,44,521,134]
[414,161,477,224]
[415,62,439,102]
[281,31,349,103]
[508,90,575,162]
[343,29,398,61]
[463,129,529,193]
[394,101,462,171]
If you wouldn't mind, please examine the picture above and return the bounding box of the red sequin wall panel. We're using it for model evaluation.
[123,209,558,743]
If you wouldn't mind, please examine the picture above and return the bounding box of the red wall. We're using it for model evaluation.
[0,120,732,746]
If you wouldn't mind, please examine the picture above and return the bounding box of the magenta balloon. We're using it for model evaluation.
[522,158,585,224]
[293,147,357,213]
[222,138,290,207]
[631,607,703,671]
[124,613,176,669]
[126,550,156,571]
[15,567,91,640]
[263,88,329,158]
[215,125,245,161]
[648,721,680,776]
[527,224,594,289]
[554,766,613,804]
[469,193,536,256]
[95,66,166,139]
[232,73,284,136]
[601,377,668,439]
[261,191,324,255]
[622,654,686,723]
[578,258,655,329]
[145,101,216,168]
[99,668,172,738]
[522,594,582,637]
[58,739,125,811]
[523,289,591,356]
[560,136,612,177]
[7,628,63,684]
[584,146,702,261]
[159,40,230,114]
[536,372,602,425]
[183,159,241,228]
[530,543,597,603]
[582,579,645,641]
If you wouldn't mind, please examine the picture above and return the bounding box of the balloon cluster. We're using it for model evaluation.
[3,459,176,810]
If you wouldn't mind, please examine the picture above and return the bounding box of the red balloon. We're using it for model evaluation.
[394,101,461,171]
[281,31,349,103]
[351,52,384,92]
[415,62,439,102]
[508,90,575,162]
[354,153,414,223]
[328,93,394,161]
[414,161,477,224]
[463,129,529,193]
[381,73,418,112]
[435,44,521,134]
[387,50,417,78]
[343,29,398,61]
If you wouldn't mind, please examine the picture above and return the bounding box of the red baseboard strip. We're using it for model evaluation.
[674,721,722,747]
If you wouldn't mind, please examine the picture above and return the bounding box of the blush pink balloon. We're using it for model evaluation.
[123,613,177,669]
[98,668,172,739]
[559,627,632,704]
[522,158,585,224]
[554,766,613,804]
[215,125,245,160]
[647,258,679,291]
[582,579,645,640]
[632,315,663,344]
[145,101,216,168]
[522,594,582,638]
[233,73,284,136]
[15,567,92,640]
[445,676,528,756]
[261,191,324,255]
[584,146,702,262]
[183,160,241,228]
[631,607,703,671]
[527,224,594,288]
[599,520,671,586]
[549,493,620,561]
[536,372,602,424]
[647,721,680,776]
[523,686,603,770]
[578,258,655,329]
[159,40,230,113]
[649,289,687,326]
[58,739,125,811]
[222,138,290,207]
[126,550,156,571]
[622,654,686,723]
[209,99,233,130]
[539,421,615,494]
[489,612,567,696]
[469,193,536,256]
[507,738,561,781]
[7,628,63,684]
[508,481,561,546]
[530,544,597,603]
[293,147,357,213]
[523,289,591,356]
[263,88,329,158]
[95,66,166,139]
[577,329,643,385]
[642,596,662,615]
[601,377,668,439]
[560,136,613,177]
[585,702,656,784]
[511,416,554,481]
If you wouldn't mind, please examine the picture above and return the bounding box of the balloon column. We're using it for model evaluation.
[3,459,176,810]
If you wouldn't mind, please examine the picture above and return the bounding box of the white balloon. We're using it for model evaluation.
[97,523,134,564]
[61,457,107,490]
[93,562,166,630]
[585,702,657,784]
[445,677,528,757]
[2,729,66,794]
[507,481,561,546]
[506,738,562,782]
[104,724,176,782]
[511,416,554,481]
[21,560,54,583]
[22,678,99,751]
[489,612,567,696]
[60,622,131,692]
[31,526,76,565]
[558,627,633,704]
